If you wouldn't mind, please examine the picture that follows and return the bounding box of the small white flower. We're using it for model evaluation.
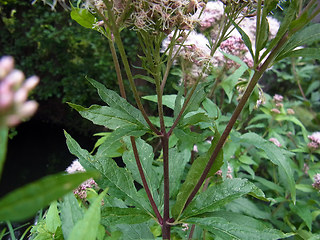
[66,159,85,173]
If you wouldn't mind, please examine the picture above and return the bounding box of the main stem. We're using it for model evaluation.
[162,134,170,239]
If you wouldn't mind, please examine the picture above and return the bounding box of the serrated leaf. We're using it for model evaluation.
[276,47,320,61]
[96,125,147,159]
[70,6,96,29]
[115,223,154,240]
[184,83,207,116]
[65,132,152,215]
[202,98,220,119]
[235,133,296,203]
[169,148,191,199]
[0,171,97,221]
[274,115,308,141]
[174,85,184,120]
[184,211,291,240]
[60,193,84,239]
[87,77,148,128]
[46,201,61,233]
[101,207,152,225]
[260,1,298,61]
[68,188,107,240]
[226,198,271,220]
[179,112,211,127]
[142,95,178,110]
[220,52,248,102]
[68,103,146,130]
[276,24,320,61]
[172,128,223,220]
[133,74,155,84]
[181,178,265,219]
[231,19,254,58]
[122,137,160,206]
[290,202,312,231]
[173,128,203,151]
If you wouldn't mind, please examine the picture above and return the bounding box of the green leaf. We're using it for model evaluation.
[169,148,190,199]
[0,127,8,179]
[276,24,320,61]
[235,133,296,203]
[179,112,211,127]
[68,188,107,240]
[220,52,249,102]
[226,198,271,220]
[115,223,154,239]
[181,178,265,219]
[290,202,312,231]
[122,137,160,205]
[276,47,320,61]
[46,201,61,233]
[0,171,97,221]
[70,6,96,29]
[257,17,269,52]
[142,95,178,110]
[65,132,152,215]
[231,19,254,58]
[96,125,147,159]
[173,128,203,151]
[172,128,223,220]
[133,74,155,84]
[87,77,148,128]
[101,207,152,225]
[184,211,291,240]
[260,1,298,61]
[60,193,84,239]
[184,83,207,116]
[202,98,220,119]
[274,115,308,141]
[68,103,146,130]
[253,175,284,193]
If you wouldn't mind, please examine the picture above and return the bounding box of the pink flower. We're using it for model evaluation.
[0,56,39,127]
[271,108,281,114]
[269,138,282,147]
[312,173,320,191]
[273,94,283,102]
[308,132,320,145]
[66,159,99,199]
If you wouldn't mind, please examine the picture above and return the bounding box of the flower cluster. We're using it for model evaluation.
[308,132,320,150]
[90,0,206,33]
[0,56,39,127]
[66,159,99,199]
[215,165,233,179]
[270,94,295,115]
[312,173,320,191]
